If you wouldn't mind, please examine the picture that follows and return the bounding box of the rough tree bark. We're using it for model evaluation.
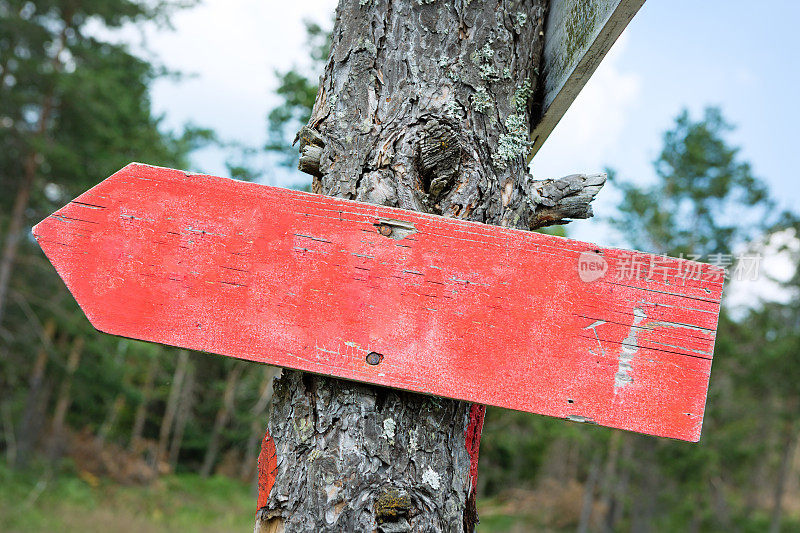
[257,1,605,531]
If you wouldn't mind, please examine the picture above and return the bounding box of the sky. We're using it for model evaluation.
[134,0,799,252]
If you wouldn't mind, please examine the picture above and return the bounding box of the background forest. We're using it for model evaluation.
[1,2,799,532]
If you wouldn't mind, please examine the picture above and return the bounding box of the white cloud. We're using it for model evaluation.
[146,1,337,136]
[90,2,338,177]
[531,32,642,179]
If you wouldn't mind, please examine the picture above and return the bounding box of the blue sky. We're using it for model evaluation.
[141,0,799,247]
[531,0,800,244]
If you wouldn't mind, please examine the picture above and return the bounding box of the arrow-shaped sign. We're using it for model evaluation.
[33,163,722,441]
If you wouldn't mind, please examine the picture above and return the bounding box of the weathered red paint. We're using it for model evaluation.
[33,163,724,441]
[257,429,277,512]
[464,404,486,493]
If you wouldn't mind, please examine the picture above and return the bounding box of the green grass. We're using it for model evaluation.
[0,463,255,532]
[0,462,537,532]
[6,463,798,532]
[477,513,531,532]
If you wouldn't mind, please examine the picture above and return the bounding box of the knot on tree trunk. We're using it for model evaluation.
[419,118,461,199]
[375,487,412,531]
[265,0,608,530]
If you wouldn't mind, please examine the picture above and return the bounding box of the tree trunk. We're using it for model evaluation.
[0,155,37,327]
[599,431,622,532]
[200,363,243,478]
[130,356,158,452]
[15,318,56,469]
[2,401,17,466]
[98,347,131,444]
[630,439,659,533]
[769,419,797,533]
[578,451,602,533]
[258,0,604,531]
[168,357,195,469]
[710,475,733,531]
[157,349,189,462]
[745,402,775,517]
[259,371,486,533]
[0,17,71,326]
[97,395,125,444]
[609,435,633,530]
[49,336,84,462]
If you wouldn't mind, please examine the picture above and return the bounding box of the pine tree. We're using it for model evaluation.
[0,0,211,326]
[0,0,211,470]
[609,107,773,257]
[606,108,793,530]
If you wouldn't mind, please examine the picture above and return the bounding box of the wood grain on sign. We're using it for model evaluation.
[33,164,723,441]
[530,0,646,157]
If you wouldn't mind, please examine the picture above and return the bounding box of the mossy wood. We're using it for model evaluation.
[530,0,646,157]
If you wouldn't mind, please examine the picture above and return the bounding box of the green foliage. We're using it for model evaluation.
[265,20,330,168]
[603,108,799,529]
[0,0,206,212]
[479,107,800,530]
[480,409,557,494]
[609,107,773,256]
[731,220,800,416]
[0,0,225,478]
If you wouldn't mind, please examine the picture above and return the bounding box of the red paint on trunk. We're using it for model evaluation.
[33,164,725,441]
[257,429,277,512]
[465,404,486,493]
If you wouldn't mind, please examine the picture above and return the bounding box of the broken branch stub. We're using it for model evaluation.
[527,172,607,228]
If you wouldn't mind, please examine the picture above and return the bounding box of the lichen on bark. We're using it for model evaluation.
[306,0,550,227]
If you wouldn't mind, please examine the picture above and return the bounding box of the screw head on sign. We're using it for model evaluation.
[378,224,393,237]
[366,352,383,365]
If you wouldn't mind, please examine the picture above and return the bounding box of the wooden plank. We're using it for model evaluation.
[33,163,723,441]
[529,0,646,157]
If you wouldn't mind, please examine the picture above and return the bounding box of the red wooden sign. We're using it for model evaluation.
[33,163,723,441]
